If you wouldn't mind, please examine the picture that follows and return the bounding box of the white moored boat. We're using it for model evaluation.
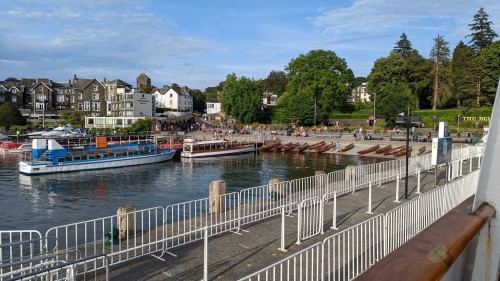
[19,137,176,175]
[180,139,255,158]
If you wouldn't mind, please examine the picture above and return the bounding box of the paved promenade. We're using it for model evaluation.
[94,158,473,280]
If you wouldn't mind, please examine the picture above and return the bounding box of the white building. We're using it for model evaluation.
[350,82,371,103]
[153,85,193,116]
[206,98,221,115]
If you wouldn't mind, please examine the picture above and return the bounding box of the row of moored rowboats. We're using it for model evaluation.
[260,140,355,154]
[261,140,429,157]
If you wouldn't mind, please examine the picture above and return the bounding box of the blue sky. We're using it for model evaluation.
[1,0,499,90]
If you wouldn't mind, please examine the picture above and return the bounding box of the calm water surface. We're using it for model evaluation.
[1,152,384,233]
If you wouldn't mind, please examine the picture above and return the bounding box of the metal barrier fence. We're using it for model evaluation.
[297,197,323,243]
[1,230,45,279]
[238,242,324,281]
[164,192,239,251]
[240,169,480,281]
[44,206,164,271]
[322,215,385,281]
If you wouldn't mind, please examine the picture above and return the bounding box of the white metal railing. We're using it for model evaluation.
[1,230,44,279]
[164,192,239,251]
[322,215,385,281]
[237,242,324,281]
[241,170,480,281]
[44,206,164,270]
[297,197,323,243]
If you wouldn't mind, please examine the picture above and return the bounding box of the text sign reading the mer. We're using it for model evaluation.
[461,116,490,121]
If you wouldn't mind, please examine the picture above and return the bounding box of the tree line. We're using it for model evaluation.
[195,7,499,126]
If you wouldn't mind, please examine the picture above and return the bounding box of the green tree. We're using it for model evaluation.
[467,7,498,52]
[284,49,354,125]
[406,52,433,109]
[430,34,452,110]
[451,41,477,107]
[367,52,408,97]
[190,88,206,113]
[204,84,222,99]
[139,84,155,94]
[274,91,314,125]
[353,77,367,87]
[128,118,155,133]
[0,102,27,131]
[480,41,500,105]
[394,33,415,58]
[220,74,263,123]
[376,83,414,127]
[263,71,288,96]
[59,110,85,127]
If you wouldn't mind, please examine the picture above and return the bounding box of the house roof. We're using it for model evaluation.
[206,98,221,103]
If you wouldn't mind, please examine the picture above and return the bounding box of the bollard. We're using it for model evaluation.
[278,206,287,252]
[331,194,338,230]
[269,178,283,201]
[366,182,373,214]
[315,171,326,193]
[118,206,136,239]
[209,180,226,214]
[394,175,400,203]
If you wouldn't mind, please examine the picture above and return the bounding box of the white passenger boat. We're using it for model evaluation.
[19,137,176,175]
[180,139,255,158]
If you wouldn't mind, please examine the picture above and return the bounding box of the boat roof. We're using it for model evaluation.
[185,139,228,145]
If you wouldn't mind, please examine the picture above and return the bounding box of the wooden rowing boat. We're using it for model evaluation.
[293,143,309,152]
[417,146,426,155]
[383,145,405,156]
[260,140,280,152]
[339,143,355,152]
[282,143,299,153]
[309,141,326,150]
[273,142,291,152]
[394,147,412,158]
[316,142,334,154]
[375,145,392,154]
[357,144,380,155]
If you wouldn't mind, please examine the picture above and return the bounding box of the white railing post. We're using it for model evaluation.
[470,155,473,172]
[416,169,421,194]
[478,155,481,169]
[279,206,287,252]
[367,182,373,214]
[296,202,303,245]
[394,175,400,203]
[203,226,208,281]
[331,193,338,230]
[378,162,382,187]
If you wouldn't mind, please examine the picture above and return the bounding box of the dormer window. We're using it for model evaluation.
[11,88,17,93]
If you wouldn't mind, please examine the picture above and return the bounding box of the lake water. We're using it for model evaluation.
[1,152,384,233]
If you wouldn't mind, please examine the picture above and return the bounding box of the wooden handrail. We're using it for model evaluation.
[356,196,495,281]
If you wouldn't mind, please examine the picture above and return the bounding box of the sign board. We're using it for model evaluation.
[431,137,452,166]
[438,122,448,138]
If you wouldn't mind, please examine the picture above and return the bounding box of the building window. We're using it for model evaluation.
[92,93,99,100]
[71,105,75,109]
[11,88,17,93]
[84,102,90,111]
[78,103,83,110]
[170,94,172,98]
[0,96,4,102]
[38,87,43,93]
[0,88,5,93]
[93,85,98,91]
[170,100,173,105]
[56,95,65,103]
[70,96,74,103]
[12,96,17,103]
[78,93,83,100]
[109,85,114,90]
[92,102,101,111]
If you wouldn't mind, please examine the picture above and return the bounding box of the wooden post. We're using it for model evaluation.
[118,206,136,238]
[209,180,226,214]
[269,178,283,201]
[315,171,326,194]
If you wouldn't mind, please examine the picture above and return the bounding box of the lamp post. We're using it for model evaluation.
[373,93,376,127]
[405,106,410,199]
